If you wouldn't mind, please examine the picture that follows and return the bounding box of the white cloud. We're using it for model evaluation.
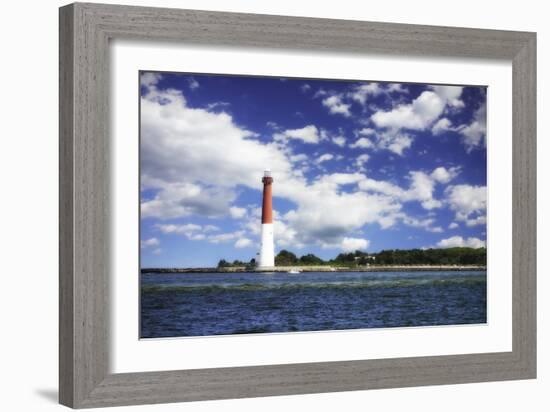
[358,178,405,198]
[377,131,413,155]
[359,166,459,211]
[316,153,334,164]
[449,222,459,229]
[445,184,487,226]
[349,83,382,105]
[300,83,311,92]
[431,166,460,184]
[313,88,328,98]
[430,102,486,152]
[273,125,320,144]
[387,83,409,94]
[156,223,201,234]
[465,215,487,227]
[332,135,346,147]
[141,82,294,220]
[431,85,464,108]
[371,86,463,132]
[358,128,376,136]
[140,72,162,88]
[140,237,160,248]
[141,182,236,220]
[340,237,370,252]
[404,171,441,209]
[155,223,208,240]
[229,206,247,219]
[350,137,375,149]
[187,77,200,90]
[350,128,412,156]
[266,121,280,130]
[140,80,469,252]
[322,95,351,117]
[431,118,454,135]
[436,236,486,248]
[205,101,230,111]
[234,238,253,248]
[458,103,486,151]
[355,154,370,169]
[290,153,308,162]
[372,91,445,130]
[208,231,246,244]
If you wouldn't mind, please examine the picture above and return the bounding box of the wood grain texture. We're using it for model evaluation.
[59,2,536,408]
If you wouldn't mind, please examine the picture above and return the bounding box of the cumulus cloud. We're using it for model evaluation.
[316,153,334,164]
[370,86,464,152]
[404,171,441,209]
[290,153,308,163]
[157,223,246,245]
[449,222,459,229]
[140,72,162,88]
[350,137,375,149]
[155,223,212,240]
[458,103,486,151]
[377,131,413,155]
[348,83,383,105]
[445,184,487,226]
[349,128,411,156]
[229,206,247,219]
[431,102,486,152]
[431,85,464,108]
[359,166,460,211]
[339,237,370,252]
[332,135,346,147]
[431,166,460,184]
[141,182,236,220]
[234,238,253,248]
[322,95,351,117]
[187,77,200,90]
[431,118,454,135]
[141,237,160,248]
[141,76,294,221]
[372,90,445,130]
[436,236,486,248]
[387,83,409,94]
[273,125,320,144]
[140,75,474,254]
[355,154,370,169]
[208,231,246,244]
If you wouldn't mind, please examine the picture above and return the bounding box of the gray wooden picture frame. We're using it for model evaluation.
[59,2,536,408]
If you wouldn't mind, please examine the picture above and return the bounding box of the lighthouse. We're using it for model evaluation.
[259,170,275,267]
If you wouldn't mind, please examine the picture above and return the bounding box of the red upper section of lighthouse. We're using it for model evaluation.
[261,171,273,224]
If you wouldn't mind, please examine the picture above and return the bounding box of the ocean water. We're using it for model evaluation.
[140,270,486,338]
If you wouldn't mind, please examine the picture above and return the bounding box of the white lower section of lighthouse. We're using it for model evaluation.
[259,223,275,267]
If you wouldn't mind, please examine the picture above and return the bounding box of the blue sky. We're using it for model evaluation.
[140,71,487,268]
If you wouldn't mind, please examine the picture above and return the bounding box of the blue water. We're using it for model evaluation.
[140,271,486,338]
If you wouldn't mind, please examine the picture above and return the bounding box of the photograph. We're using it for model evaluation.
[139,71,488,338]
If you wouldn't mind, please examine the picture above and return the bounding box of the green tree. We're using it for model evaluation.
[299,253,324,265]
[275,250,298,266]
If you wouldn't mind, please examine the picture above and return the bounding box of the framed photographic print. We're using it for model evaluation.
[138,71,489,339]
[59,2,536,408]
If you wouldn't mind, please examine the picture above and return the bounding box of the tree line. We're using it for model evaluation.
[217,247,486,268]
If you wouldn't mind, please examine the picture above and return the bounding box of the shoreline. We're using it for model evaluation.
[141,265,487,274]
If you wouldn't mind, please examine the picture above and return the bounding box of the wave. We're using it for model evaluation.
[141,276,486,294]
